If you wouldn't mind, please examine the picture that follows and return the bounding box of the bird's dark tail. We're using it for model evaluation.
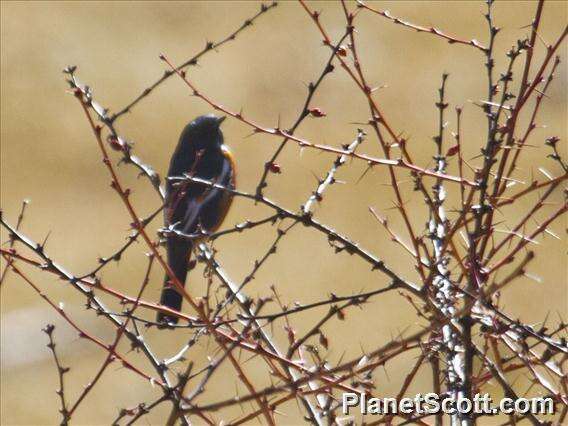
[157,239,192,324]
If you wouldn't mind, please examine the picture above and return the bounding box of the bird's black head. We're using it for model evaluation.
[181,114,226,150]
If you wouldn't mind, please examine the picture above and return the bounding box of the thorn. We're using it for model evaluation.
[356,164,373,184]
[41,231,52,250]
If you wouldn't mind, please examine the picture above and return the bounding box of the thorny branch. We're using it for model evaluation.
[2,1,567,425]
[43,325,70,426]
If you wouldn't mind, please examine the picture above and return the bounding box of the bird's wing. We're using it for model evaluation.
[178,154,235,234]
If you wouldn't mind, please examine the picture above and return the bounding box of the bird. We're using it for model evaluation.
[157,114,235,324]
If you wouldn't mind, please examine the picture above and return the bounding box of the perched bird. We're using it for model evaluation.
[158,114,235,324]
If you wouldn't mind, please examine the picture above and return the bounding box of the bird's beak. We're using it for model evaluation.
[216,116,226,125]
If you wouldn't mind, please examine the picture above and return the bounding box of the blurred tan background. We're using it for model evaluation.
[1,1,566,425]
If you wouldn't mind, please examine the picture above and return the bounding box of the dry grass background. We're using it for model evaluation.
[1,1,566,425]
